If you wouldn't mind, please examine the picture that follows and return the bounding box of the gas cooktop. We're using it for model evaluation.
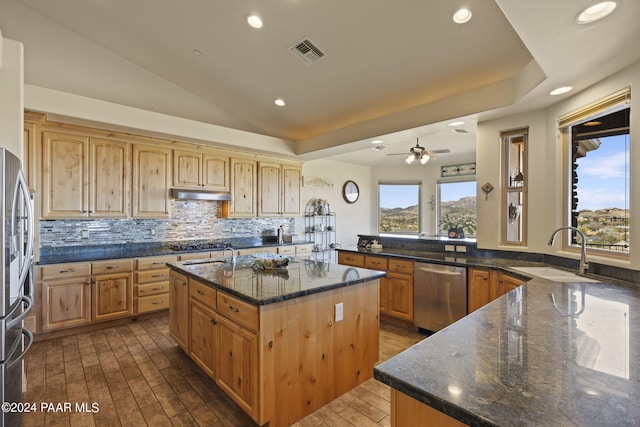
[163,240,233,252]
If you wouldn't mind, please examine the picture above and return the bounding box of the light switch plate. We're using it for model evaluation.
[335,302,344,322]
[81,229,89,239]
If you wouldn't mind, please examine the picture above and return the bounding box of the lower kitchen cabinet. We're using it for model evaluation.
[468,268,526,313]
[134,255,175,314]
[169,270,190,351]
[189,299,218,378]
[92,272,133,321]
[41,263,92,332]
[387,271,414,321]
[216,314,258,418]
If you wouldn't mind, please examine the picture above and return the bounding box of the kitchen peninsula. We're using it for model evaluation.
[166,256,384,427]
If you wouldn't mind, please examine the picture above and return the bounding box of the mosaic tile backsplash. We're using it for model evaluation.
[40,200,297,247]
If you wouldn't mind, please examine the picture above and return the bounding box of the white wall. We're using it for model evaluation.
[0,31,24,159]
[300,159,372,248]
[477,59,640,270]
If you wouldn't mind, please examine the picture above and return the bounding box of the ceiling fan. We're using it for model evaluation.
[387,138,450,164]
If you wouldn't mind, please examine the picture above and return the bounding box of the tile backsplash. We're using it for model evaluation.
[40,200,297,247]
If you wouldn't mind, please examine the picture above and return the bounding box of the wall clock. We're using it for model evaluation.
[342,180,359,203]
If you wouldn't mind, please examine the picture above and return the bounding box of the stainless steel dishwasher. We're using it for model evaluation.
[414,262,467,332]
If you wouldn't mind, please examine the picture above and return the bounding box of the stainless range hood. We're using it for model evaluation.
[170,188,232,201]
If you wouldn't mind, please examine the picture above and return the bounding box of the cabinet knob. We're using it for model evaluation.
[210,318,217,325]
[197,290,205,296]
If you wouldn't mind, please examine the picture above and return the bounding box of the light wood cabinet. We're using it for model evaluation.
[91,259,133,322]
[135,255,175,314]
[169,270,190,351]
[132,143,171,218]
[229,157,257,217]
[362,255,413,321]
[468,268,526,313]
[41,263,92,332]
[338,252,365,267]
[41,131,130,218]
[387,271,414,321]
[365,255,389,314]
[190,298,218,378]
[23,111,44,192]
[257,162,301,216]
[173,148,229,190]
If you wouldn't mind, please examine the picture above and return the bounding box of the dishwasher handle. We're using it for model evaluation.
[416,267,463,276]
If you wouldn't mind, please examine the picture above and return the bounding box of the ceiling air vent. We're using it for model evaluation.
[289,38,325,64]
[452,128,469,134]
[372,145,387,151]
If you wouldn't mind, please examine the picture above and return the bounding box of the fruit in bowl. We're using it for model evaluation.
[252,258,289,270]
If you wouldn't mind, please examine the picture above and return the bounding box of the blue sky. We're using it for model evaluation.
[379,181,475,208]
[576,134,629,211]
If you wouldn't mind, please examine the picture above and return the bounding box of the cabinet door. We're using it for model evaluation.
[216,315,258,418]
[169,271,189,351]
[467,269,491,313]
[501,273,525,293]
[42,131,89,218]
[189,299,218,378]
[281,166,301,216]
[89,138,130,217]
[202,154,228,190]
[42,278,91,331]
[387,272,413,321]
[132,144,171,217]
[173,149,201,188]
[92,272,133,321]
[258,162,281,216]
[23,113,44,192]
[230,158,256,217]
[379,277,389,314]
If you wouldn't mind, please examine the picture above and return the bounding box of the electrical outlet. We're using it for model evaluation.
[81,229,89,239]
[150,228,156,236]
[445,245,455,252]
[456,245,467,253]
[335,302,344,322]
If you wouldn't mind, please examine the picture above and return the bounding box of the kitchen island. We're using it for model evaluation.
[374,277,640,426]
[166,256,384,427]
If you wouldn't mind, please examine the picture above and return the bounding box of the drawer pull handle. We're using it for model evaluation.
[106,266,120,270]
[59,268,75,273]
[197,290,205,296]
[210,318,217,325]
[152,274,165,278]
[152,262,165,265]
[152,301,165,305]
[151,286,164,291]
[229,306,240,313]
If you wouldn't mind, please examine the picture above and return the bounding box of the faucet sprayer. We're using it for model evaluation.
[548,226,589,275]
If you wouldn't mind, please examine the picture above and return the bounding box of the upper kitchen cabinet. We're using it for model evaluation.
[23,111,45,192]
[41,131,130,219]
[173,148,229,190]
[132,143,172,218]
[229,157,256,217]
[257,161,301,216]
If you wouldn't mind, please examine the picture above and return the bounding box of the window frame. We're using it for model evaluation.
[377,181,422,236]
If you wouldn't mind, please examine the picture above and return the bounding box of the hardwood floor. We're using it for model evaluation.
[22,316,425,427]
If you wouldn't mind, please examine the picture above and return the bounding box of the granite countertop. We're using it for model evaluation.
[37,239,312,265]
[167,255,385,305]
[374,277,640,426]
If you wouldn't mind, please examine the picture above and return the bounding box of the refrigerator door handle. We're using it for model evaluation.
[7,295,34,330]
[6,328,34,369]
[12,169,35,286]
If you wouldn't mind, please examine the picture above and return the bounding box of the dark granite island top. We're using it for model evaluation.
[374,278,640,426]
[167,255,386,305]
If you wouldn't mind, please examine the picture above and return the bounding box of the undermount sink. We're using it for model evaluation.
[509,266,600,283]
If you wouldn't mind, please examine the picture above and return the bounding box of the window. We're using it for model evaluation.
[501,127,528,245]
[379,182,420,235]
[438,180,476,237]
[559,89,630,255]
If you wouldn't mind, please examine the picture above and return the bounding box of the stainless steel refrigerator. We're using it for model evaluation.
[0,148,34,427]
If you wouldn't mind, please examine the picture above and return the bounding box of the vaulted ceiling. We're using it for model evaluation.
[1,0,639,165]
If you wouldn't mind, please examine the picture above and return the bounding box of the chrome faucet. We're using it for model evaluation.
[223,247,236,265]
[548,226,589,275]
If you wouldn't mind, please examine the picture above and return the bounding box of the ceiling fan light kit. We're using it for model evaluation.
[391,138,450,165]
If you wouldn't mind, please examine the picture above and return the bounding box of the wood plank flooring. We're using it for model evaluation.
[21,316,425,427]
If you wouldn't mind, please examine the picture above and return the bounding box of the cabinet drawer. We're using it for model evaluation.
[92,259,133,275]
[365,256,388,270]
[388,258,414,275]
[217,292,259,332]
[135,255,177,271]
[338,252,365,267]
[190,279,216,309]
[136,268,170,284]
[295,244,313,254]
[41,263,92,281]
[178,252,213,261]
[137,294,169,313]
[137,282,169,297]
[277,246,296,255]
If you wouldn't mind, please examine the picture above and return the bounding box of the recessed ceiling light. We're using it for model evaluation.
[371,139,384,144]
[448,121,465,127]
[247,14,263,29]
[576,1,617,24]
[550,86,573,96]
[274,98,285,107]
[453,8,472,24]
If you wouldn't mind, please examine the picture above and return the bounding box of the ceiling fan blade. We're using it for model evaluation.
[426,149,450,154]
[386,153,410,156]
